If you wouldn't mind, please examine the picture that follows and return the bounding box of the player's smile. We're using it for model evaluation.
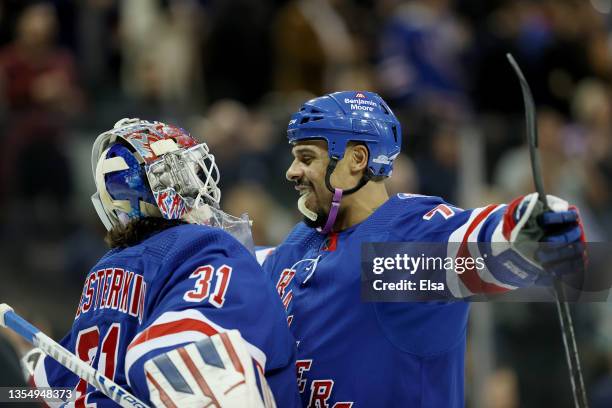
[287,140,330,212]
[296,181,320,212]
[295,183,312,195]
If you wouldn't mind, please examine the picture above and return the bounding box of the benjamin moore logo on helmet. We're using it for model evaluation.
[344,97,377,107]
[344,97,377,112]
[356,92,366,98]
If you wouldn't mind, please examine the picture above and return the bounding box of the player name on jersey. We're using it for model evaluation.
[75,268,146,323]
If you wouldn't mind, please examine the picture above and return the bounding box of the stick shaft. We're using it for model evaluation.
[0,304,149,408]
[506,54,588,408]
[554,289,588,406]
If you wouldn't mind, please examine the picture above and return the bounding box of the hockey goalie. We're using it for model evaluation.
[24,119,300,408]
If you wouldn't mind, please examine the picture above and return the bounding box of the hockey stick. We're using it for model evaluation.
[0,303,149,408]
[506,53,589,408]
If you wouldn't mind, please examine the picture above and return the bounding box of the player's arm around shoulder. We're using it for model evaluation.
[125,224,299,408]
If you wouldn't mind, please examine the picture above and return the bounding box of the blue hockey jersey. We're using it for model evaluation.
[263,194,514,408]
[32,224,300,407]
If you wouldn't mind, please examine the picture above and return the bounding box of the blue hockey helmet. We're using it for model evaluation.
[287,91,401,178]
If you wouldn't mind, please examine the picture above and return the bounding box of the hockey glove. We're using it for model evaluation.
[498,193,586,286]
[144,330,275,408]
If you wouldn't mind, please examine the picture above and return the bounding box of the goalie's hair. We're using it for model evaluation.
[105,217,187,248]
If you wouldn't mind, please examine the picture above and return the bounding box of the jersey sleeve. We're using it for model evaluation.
[125,230,297,406]
[395,198,542,297]
[426,203,516,297]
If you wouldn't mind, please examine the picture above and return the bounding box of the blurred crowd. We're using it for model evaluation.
[0,0,611,407]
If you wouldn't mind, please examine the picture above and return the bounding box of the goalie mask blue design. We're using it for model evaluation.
[102,143,157,221]
[287,91,402,177]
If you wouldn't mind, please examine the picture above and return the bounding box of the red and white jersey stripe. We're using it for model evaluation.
[446,204,517,297]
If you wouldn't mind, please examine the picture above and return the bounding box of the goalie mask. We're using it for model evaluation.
[91,118,254,250]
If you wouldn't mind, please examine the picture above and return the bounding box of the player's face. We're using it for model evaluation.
[286,140,333,228]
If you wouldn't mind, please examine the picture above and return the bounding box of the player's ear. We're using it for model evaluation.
[348,143,369,174]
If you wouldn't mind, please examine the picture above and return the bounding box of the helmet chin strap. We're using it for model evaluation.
[319,188,343,234]
[297,156,370,235]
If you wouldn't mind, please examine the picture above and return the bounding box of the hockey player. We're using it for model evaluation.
[263,91,587,407]
[28,119,300,407]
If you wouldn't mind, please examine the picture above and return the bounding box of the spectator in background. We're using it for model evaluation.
[414,121,461,203]
[76,0,121,92]
[119,0,204,118]
[191,99,289,194]
[0,2,83,116]
[375,0,471,197]
[223,183,294,246]
[0,2,83,294]
[377,0,471,109]
[536,0,600,115]
[481,368,520,408]
[274,0,367,95]
[0,2,83,200]
[571,79,612,239]
[190,99,251,187]
[494,83,611,242]
[494,108,568,200]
